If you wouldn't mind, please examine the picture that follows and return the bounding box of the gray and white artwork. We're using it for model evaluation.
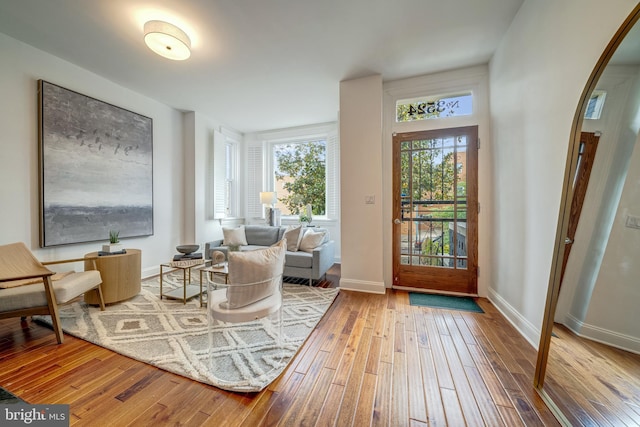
[39,81,153,247]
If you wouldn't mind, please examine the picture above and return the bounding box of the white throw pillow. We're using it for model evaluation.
[283,225,304,252]
[299,229,327,253]
[222,225,248,246]
[222,239,286,309]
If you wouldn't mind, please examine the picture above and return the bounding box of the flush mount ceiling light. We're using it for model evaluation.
[144,20,191,60]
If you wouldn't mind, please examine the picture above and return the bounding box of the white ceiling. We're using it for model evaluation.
[0,0,524,133]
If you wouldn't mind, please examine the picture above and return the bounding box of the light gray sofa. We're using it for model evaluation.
[205,225,335,285]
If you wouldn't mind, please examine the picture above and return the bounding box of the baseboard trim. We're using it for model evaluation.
[142,266,160,279]
[565,313,640,355]
[487,287,540,350]
[339,278,386,294]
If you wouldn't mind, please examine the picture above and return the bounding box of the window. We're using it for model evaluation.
[247,123,338,220]
[396,92,473,122]
[212,128,239,219]
[224,140,237,217]
[584,90,606,120]
[272,139,326,216]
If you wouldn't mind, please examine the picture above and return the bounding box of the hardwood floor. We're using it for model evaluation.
[0,266,560,426]
[542,324,640,426]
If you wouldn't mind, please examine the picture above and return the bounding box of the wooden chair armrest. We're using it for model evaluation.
[42,256,98,270]
[41,257,88,265]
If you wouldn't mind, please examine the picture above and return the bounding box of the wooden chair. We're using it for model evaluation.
[0,242,105,344]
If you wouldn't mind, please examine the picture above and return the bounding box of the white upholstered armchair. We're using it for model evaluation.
[207,239,287,390]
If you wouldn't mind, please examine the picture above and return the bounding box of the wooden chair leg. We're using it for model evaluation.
[96,284,106,311]
[43,276,64,344]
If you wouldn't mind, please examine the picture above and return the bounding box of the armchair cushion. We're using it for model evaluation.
[54,270,102,304]
[222,239,286,309]
[0,270,101,311]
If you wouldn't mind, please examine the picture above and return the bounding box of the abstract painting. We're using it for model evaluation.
[38,80,153,247]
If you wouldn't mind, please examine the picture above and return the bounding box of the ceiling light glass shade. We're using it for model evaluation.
[144,20,191,60]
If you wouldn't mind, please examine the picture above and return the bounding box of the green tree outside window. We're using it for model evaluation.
[274,140,326,216]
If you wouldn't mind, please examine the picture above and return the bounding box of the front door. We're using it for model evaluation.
[392,126,478,294]
[560,131,600,287]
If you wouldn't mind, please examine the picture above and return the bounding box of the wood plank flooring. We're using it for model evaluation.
[542,324,640,427]
[0,267,561,426]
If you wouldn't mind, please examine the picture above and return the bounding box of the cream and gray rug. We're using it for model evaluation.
[35,274,338,392]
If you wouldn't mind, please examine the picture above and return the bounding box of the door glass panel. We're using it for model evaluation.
[399,136,468,269]
[396,92,473,122]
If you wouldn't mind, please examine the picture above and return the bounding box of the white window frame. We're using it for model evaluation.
[212,127,241,220]
[268,135,327,218]
[250,122,338,220]
[224,138,238,217]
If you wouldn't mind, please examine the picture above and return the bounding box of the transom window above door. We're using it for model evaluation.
[396,92,473,122]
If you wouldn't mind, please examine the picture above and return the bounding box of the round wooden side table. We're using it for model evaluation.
[84,249,141,305]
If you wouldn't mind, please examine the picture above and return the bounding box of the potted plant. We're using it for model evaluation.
[299,204,313,227]
[299,212,311,226]
[102,230,123,253]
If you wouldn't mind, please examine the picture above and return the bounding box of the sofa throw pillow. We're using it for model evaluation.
[222,225,248,246]
[283,225,304,252]
[299,229,327,253]
[221,239,286,309]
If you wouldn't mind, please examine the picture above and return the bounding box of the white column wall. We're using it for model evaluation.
[339,75,385,293]
[182,112,230,250]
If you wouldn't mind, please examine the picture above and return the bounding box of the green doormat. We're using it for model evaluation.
[408,293,484,313]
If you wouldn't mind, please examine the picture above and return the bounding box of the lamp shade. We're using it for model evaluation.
[260,192,277,205]
[144,20,191,60]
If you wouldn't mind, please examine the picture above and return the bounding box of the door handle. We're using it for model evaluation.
[565,237,574,244]
[394,218,401,224]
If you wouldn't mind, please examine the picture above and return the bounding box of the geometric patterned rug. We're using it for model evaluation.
[35,273,339,393]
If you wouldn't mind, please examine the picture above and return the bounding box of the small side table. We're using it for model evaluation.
[84,249,141,305]
[199,263,228,307]
[160,259,206,304]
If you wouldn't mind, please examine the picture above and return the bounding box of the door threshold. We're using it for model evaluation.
[392,285,478,298]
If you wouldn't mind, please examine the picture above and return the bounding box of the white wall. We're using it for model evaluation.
[584,130,640,352]
[586,123,640,328]
[488,0,638,346]
[339,75,385,293]
[0,32,184,277]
